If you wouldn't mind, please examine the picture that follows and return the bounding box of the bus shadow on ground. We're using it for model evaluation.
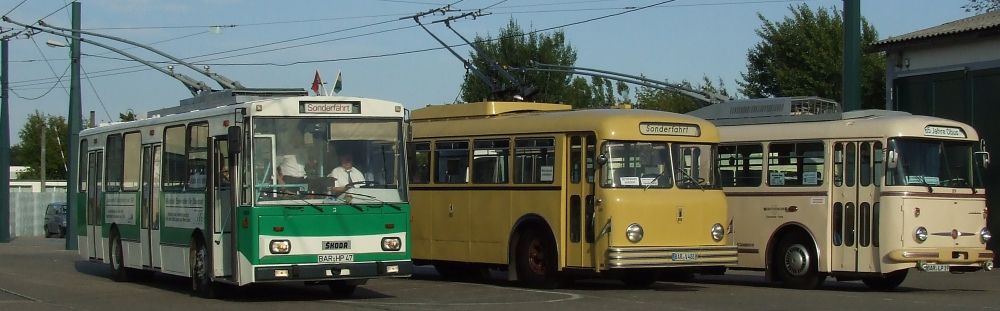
[682,273,950,293]
[408,266,705,292]
[73,260,395,301]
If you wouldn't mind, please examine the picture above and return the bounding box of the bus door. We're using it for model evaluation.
[832,141,878,272]
[565,134,597,269]
[212,137,234,277]
[85,151,102,260]
[140,144,163,269]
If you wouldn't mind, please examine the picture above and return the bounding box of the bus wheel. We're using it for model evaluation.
[621,269,660,288]
[515,229,559,289]
[328,281,358,298]
[190,240,217,298]
[774,234,825,290]
[861,269,908,291]
[109,230,130,282]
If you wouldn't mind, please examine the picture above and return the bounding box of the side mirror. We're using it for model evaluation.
[596,154,608,166]
[228,126,242,154]
[976,151,990,169]
[886,150,898,169]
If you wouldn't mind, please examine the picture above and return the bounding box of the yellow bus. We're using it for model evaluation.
[407,101,737,288]
[689,97,994,290]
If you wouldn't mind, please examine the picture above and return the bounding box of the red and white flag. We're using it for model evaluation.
[310,70,324,95]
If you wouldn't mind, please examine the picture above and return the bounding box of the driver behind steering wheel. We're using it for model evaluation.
[328,153,367,195]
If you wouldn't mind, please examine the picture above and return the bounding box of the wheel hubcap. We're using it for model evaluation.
[527,238,546,274]
[784,243,810,277]
[195,247,207,282]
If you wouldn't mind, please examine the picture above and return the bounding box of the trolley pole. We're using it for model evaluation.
[65,2,81,250]
[1,38,10,243]
[842,0,861,112]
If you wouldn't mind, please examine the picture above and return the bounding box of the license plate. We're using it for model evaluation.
[318,254,354,263]
[672,252,698,261]
[923,264,949,272]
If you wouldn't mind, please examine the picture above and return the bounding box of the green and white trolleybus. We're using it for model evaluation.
[74,88,412,297]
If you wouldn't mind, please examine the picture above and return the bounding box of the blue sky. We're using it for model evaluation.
[2,0,976,145]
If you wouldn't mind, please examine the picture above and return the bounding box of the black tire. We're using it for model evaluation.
[190,239,217,299]
[773,234,826,290]
[515,229,559,289]
[109,230,130,282]
[44,225,52,238]
[621,269,661,288]
[58,226,66,238]
[862,269,908,291]
[328,281,358,298]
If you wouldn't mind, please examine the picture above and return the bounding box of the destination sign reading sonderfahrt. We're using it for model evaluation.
[639,123,701,137]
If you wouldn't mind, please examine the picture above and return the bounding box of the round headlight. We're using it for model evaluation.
[981,227,992,244]
[711,223,725,242]
[626,223,644,243]
[915,227,928,242]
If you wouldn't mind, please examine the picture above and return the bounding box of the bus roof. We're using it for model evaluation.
[716,113,980,142]
[411,102,719,142]
[409,101,572,121]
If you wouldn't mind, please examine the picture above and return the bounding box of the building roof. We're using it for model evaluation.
[870,10,1000,51]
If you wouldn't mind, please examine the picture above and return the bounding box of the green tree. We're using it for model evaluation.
[10,111,69,180]
[459,19,578,104]
[635,76,731,113]
[964,0,1000,13]
[738,4,885,109]
[119,109,137,121]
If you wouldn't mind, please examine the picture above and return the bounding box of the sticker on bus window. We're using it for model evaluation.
[539,166,554,182]
[769,172,785,186]
[802,172,818,185]
[620,177,640,186]
[640,177,658,185]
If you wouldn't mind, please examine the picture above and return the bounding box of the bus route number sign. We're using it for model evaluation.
[318,254,354,263]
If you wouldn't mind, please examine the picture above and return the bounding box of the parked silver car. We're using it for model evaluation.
[43,202,67,238]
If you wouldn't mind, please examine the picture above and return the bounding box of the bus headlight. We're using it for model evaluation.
[382,237,402,251]
[711,223,725,242]
[626,223,644,243]
[981,227,992,244]
[915,227,928,243]
[269,240,291,254]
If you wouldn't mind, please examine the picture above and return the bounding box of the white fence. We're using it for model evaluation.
[8,192,67,237]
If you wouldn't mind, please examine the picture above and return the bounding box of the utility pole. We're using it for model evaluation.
[1,38,10,243]
[65,2,81,250]
[842,0,861,111]
[41,124,46,192]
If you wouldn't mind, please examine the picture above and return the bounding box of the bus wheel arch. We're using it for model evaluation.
[108,224,130,282]
[189,229,217,298]
[767,223,826,290]
[507,214,559,289]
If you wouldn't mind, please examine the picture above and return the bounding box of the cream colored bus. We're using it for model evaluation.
[689,97,993,290]
[406,101,736,289]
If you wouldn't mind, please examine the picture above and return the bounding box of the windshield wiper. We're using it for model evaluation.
[644,169,668,190]
[676,168,705,191]
[919,176,933,193]
[260,190,324,211]
[344,191,403,211]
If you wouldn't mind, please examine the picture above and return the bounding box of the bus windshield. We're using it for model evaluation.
[886,138,983,188]
[251,117,406,204]
[601,141,720,189]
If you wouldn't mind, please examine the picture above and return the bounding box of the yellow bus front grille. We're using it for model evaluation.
[606,246,738,268]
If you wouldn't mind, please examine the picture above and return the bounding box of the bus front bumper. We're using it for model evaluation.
[887,248,994,271]
[254,260,414,282]
[607,245,737,268]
